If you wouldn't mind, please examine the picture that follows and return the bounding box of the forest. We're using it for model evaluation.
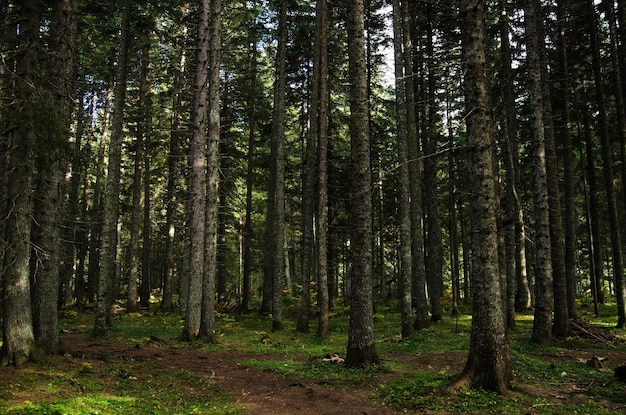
[2,0,626,411]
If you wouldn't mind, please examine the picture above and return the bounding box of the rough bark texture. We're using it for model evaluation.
[526,0,554,345]
[401,0,429,330]
[183,0,210,341]
[1,0,39,365]
[199,0,221,342]
[392,0,413,339]
[457,0,511,393]
[345,0,378,369]
[269,0,287,332]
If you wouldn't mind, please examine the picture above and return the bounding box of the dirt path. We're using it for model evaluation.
[61,335,404,415]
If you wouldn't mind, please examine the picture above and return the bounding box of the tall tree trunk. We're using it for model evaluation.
[345,0,379,369]
[242,7,259,312]
[456,0,511,393]
[499,0,519,330]
[183,0,210,341]
[127,44,148,314]
[160,42,185,312]
[198,0,221,342]
[87,80,112,303]
[556,0,578,319]
[268,0,287,332]
[424,3,443,324]
[392,0,413,338]
[94,6,130,336]
[32,0,77,354]
[141,67,153,310]
[315,0,330,339]
[588,0,626,327]
[525,0,554,345]
[1,0,40,365]
[401,0,429,330]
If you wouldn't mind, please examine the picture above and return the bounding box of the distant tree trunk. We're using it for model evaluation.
[183,0,209,341]
[1,0,39,365]
[556,0,578,319]
[392,0,413,338]
[588,0,626,327]
[525,0,554,345]
[87,80,112,303]
[141,67,153,310]
[160,43,185,312]
[424,3,443,324]
[401,0,429,330]
[345,0,379,369]
[198,0,221,342]
[242,12,259,312]
[583,118,605,306]
[456,0,511,393]
[127,44,149,314]
[94,6,130,337]
[315,0,330,339]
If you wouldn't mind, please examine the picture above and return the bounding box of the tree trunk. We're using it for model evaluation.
[456,0,511,393]
[141,64,153,310]
[315,0,330,339]
[401,0,429,330]
[199,0,221,342]
[588,0,626,327]
[32,0,77,354]
[525,0,554,345]
[183,0,210,341]
[556,0,578,319]
[345,0,379,369]
[269,0,287,332]
[392,0,413,339]
[424,3,443,324]
[1,0,39,365]
[94,6,130,337]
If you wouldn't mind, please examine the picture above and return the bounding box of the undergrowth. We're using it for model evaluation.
[1,299,625,414]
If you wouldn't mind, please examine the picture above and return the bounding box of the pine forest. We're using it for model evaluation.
[3,0,626,411]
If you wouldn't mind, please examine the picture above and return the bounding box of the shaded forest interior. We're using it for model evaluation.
[2,0,626,394]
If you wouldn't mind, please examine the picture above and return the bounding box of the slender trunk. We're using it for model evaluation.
[588,0,626,327]
[392,0,413,338]
[525,0,554,345]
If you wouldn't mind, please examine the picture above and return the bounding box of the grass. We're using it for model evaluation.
[2,299,626,414]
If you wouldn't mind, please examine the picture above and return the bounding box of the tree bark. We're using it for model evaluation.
[588,0,626,327]
[183,0,210,341]
[456,0,511,393]
[345,0,379,369]
[525,0,554,345]
[392,0,414,339]
[1,0,39,365]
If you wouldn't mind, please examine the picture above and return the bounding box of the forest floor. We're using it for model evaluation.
[2,305,626,414]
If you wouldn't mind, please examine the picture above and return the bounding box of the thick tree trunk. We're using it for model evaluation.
[457,0,511,393]
[1,0,39,365]
[345,0,379,369]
